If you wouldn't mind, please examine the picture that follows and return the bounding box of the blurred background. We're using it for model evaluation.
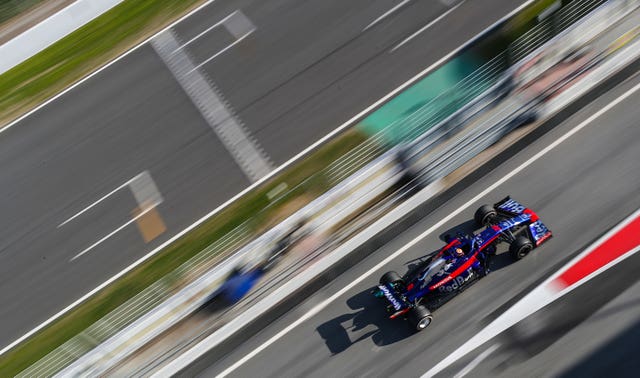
[0,0,639,376]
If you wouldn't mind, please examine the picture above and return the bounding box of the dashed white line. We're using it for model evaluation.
[391,1,464,52]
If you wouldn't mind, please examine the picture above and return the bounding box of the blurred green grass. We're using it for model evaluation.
[0,126,368,376]
[0,0,374,374]
[0,0,207,127]
[0,0,580,374]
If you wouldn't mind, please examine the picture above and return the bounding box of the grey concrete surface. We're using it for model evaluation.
[454,253,640,378]
[0,0,528,349]
[186,0,509,164]
[190,72,640,377]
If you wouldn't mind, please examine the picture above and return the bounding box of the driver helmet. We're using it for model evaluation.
[454,247,464,257]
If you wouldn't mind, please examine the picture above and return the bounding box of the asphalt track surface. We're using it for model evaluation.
[191,72,640,377]
[0,0,533,348]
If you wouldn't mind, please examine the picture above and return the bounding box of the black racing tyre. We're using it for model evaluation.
[408,305,433,332]
[510,236,534,260]
[475,205,497,227]
[380,271,404,286]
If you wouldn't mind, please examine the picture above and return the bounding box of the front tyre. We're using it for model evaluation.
[408,305,433,331]
[510,236,533,260]
[380,271,404,287]
[475,205,497,227]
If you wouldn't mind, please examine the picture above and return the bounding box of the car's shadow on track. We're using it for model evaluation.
[316,288,413,355]
[490,250,516,272]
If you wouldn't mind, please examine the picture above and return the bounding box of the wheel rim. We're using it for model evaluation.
[417,316,432,330]
[519,245,532,258]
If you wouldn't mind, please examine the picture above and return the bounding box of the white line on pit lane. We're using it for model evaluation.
[423,210,640,377]
[0,0,538,358]
[214,72,640,378]
[454,343,500,378]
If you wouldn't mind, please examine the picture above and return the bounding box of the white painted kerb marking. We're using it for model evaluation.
[214,72,640,378]
[0,0,536,357]
[391,1,464,52]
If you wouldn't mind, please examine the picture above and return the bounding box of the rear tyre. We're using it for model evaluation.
[380,271,404,287]
[510,236,534,260]
[408,305,433,331]
[475,205,497,227]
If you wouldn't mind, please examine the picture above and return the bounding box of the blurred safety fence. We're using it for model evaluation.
[402,0,638,186]
[157,2,640,372]
[17,0,640,376]
[42,150,404,377]
[510,0,606,62]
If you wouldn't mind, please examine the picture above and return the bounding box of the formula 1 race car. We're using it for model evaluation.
[373,196,552,331]
[210,220,308,304]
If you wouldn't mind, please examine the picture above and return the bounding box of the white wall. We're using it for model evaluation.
[0,0,125,74]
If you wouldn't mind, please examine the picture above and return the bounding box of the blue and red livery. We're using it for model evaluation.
[373,196,552,331]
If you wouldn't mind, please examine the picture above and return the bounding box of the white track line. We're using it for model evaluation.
[70,204,159,261]
[215,77,640,378]
[453,343,500,378]
[173,10,239,52]
[58,172,145,227]
[0,0,537,357]
[391,1,464,52]
[423,210,640,378]
[189,30,255,72]
[1,0,218,135]
[363,0,411,32]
